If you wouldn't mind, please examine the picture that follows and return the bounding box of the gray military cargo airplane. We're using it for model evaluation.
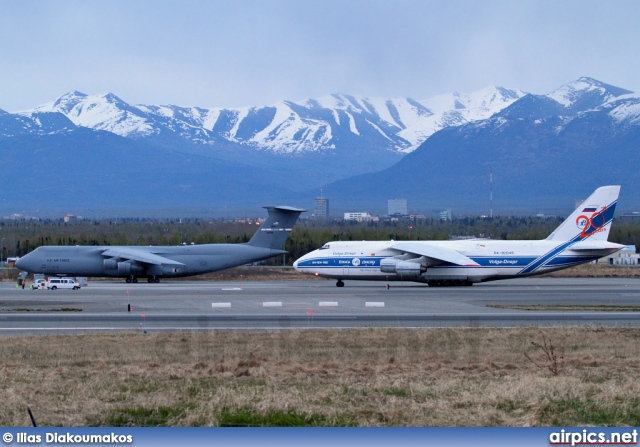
[15,206,305,283]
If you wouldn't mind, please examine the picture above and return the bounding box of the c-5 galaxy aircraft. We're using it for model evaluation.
[294,186,624,287]
[16,206,305,283]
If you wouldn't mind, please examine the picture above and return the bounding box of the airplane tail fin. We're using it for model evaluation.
[247,206,306,249]
[546,185,620,242]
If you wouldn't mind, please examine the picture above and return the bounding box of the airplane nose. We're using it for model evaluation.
[14,252,34,271]
[293,259,300,270]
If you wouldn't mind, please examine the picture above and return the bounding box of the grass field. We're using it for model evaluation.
[2,327,640,427]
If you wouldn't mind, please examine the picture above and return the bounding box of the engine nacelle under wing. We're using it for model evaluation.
[117,261,144,276]
[380,259,426,276]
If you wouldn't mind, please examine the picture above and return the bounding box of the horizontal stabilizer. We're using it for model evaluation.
[389,242,480,266]
[102,248,185,266]
[566,241,626,251]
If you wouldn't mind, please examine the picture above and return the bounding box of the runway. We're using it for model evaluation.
[1,277,639,334]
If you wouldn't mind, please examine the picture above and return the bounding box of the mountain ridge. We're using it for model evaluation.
[13,86,525,155]
[319,78,640,215]
[1,77,639,217]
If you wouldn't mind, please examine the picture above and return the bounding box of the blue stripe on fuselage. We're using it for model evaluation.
[298,253,603,273]
[296,257,384,268]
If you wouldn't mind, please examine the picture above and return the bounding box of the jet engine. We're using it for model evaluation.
[379,259,426,276]
[117,261,144,276]
[103,259,118,270]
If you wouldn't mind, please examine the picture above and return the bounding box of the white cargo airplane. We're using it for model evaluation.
[294,186,624,287]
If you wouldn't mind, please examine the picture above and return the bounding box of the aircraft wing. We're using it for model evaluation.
[101,248,185,266]
[389,242,480,266]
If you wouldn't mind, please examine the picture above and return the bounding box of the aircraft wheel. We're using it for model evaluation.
[154,278,160,283]
[336,280,345,287]
[126,277,132,283]
[133,278,138,283]
[147,277,153,283]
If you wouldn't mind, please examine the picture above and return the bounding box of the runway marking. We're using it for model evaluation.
[263,302,283,307]
[365,302,385,307]
[212,303,232,308]
[221,287,242,291]
[319,302,338,307]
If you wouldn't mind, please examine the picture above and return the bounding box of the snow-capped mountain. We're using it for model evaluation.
[2,77,640,216]
[15,86,526,155]
[546,77,633,114]
[320,77,640,214]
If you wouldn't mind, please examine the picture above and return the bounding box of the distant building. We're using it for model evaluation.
[598,245,639,266]
[344,212,378,222]
[440,209,452,221]
[388,199,407,215]
[63,214,77,223]
[407,213,428,222]
[314,196,329,219]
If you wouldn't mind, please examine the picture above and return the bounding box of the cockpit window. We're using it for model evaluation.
[319,244,330,250]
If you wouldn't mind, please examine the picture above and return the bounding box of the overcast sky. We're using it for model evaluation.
[1,0,639,112]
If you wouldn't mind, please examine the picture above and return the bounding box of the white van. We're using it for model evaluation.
[46,278,81,290]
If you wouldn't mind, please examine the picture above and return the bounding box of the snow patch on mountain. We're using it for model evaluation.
[34,92,156,137]
[602,94,640,126]
[547,77,633,112]
[245,102,333,153]
[547,78,596,107]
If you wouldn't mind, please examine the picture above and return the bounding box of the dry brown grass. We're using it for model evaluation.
[2,327,640,426]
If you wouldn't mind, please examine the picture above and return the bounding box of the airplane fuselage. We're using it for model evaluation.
[294,239,623,286]
[17,244,286,278]
[15,205,305,283]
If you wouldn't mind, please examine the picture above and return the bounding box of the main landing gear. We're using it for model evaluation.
[125,276,161,283]
[336,280,345,287]
[427,280,473,287]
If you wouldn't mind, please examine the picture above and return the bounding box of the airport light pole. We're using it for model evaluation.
[1,238,4,265]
